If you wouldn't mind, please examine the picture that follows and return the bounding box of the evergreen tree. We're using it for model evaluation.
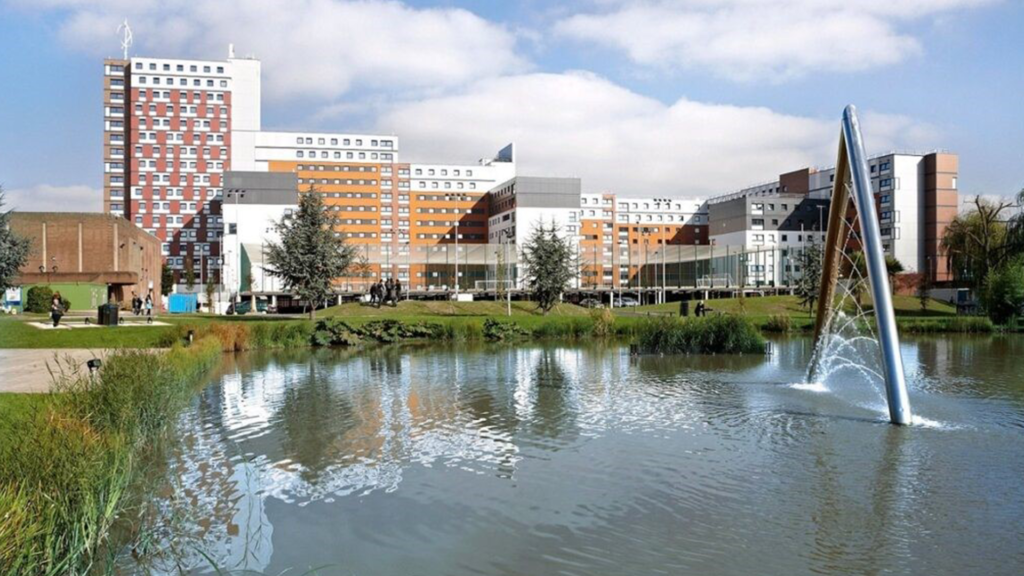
[265,187,356,319]
[0,187,31,293]
[795,244,823,313]
[161,263,174,295]
[184,256,196,291]
[205,277,216,313]
[520,222,576,315]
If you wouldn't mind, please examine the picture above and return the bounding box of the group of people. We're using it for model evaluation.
[130,291,154,317]
[368,278,402,308]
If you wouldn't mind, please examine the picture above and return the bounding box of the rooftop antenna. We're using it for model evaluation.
[117,19,133,60]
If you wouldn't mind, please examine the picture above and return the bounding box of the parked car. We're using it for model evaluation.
[614,296,640,308]
[227,299,268,315]
[578,297,603,308]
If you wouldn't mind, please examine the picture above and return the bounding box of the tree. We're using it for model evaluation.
[204,277,216,313]
[351,250,372,291]
[941,195,1015,289]
[0,187,31,293]
[265,186,356,319]
[982,258,1024,325]
[844,250,867,306]
[917,272,932,312]
[161,263,174,295]
[795,244,823,312]
[520,222,576,315]
[184,256,196,291]
[885,256,904,295]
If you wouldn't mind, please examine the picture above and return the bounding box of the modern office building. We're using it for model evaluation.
[705,151,959,284]
[104,47,956,303]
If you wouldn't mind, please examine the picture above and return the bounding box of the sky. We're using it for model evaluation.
[1,0,1022,212]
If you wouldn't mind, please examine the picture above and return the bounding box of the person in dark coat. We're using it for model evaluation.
[393,279,402,307]
[51,292,64,327]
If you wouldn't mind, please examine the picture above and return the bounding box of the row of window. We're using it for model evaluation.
[128,132,226,145]
[296,136,393,148]
[138,173,217,185]
[299,178,378,186]
[137,76,229,89]
[139,160,224,170]
[134,145,222,158]
[296,150,393,161]
[139,89,226,103]
[297,164,377,173]
[135,103,226,117]
[414,167,473,177]
[136,61,225,74]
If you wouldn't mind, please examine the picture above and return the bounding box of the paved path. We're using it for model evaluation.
[0,349,124,393]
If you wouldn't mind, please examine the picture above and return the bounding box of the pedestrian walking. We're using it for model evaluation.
[393,278,402,307]
[145,293,153,318]
[384,278,394,307]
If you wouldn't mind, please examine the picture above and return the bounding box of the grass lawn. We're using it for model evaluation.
[321,300,589,318]
[625,295,957,320]
[0,301,592,349]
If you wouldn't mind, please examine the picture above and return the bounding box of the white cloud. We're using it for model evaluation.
[374,72,937,197]
[556,0,997,81]
[17,0,526,100]
[3,184,103,212]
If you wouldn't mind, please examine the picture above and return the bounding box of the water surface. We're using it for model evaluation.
[127,336,1024,575]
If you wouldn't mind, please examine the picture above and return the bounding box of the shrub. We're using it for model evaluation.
[982,259,1024,325]
[898,317,994,334]
[763,314,792,333]
[483,318,530,342]
[310,318,361,346]
[636,314,766,354]
[590,308,616,338]
[25,286,69,313]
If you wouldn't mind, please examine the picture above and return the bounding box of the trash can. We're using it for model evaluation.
[680,301,690,317]
[98,304,119,326]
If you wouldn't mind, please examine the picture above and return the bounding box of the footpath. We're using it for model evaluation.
[0,349,123,393]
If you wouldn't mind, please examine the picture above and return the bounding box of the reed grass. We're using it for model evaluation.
[0,338,222,576]
[636,314,766,355]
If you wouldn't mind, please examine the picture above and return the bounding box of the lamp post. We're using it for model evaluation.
[225,188,246,314]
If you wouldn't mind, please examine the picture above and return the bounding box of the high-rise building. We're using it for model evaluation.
[103,49,261,285]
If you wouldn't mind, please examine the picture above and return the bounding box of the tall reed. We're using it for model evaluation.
[0,338,222,576]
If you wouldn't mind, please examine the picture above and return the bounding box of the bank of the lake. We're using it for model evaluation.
[1,295,1006,352]
[0,339,222,575]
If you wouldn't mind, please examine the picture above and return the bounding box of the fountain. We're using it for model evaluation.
[808,106,913,426]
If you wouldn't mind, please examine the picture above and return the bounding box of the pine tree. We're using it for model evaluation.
[521,222,576,314]
[265,187,356,319]
[0,187,31,293]
[795,244,823,313]
[161,263,174,295]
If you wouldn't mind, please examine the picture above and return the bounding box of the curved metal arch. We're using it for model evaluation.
[812,105,912,425]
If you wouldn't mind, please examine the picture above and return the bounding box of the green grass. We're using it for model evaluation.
[636,314,766,354]
[321,300,590,318]
[626,294,957,319]
[0,339,223,575]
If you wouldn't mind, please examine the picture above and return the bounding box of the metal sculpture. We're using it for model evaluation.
[812,105,912,425]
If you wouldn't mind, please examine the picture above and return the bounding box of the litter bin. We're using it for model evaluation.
[98,304,119,326]
[680,301,690,317]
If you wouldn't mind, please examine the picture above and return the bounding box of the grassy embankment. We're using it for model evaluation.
[0,338,222,575]
[625,295,997,334]
[0,294,1004,351]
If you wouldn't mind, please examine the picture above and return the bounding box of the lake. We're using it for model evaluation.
[121,336,1024,575]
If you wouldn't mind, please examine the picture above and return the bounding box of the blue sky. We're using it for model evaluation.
[1,0,1022,211]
